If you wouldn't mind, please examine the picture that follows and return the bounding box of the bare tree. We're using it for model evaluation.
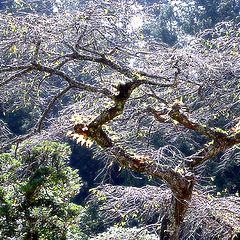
[89,184,240,239]
[0,1,239,239]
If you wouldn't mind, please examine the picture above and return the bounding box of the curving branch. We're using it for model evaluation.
[0,65,32,73]
[35,85,72,133]
[0,132,35,152]
[67,44,172,84]
[169,103,229,140]
[71,80,195,239]
[187,131,240,169]
[149,103,240,169]
[0,67,33,88]
[31,62,114,98]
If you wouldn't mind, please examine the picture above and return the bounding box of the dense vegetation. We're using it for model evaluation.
[0,0,239,239]
[0,141,87,239]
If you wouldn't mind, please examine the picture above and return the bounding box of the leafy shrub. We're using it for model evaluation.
[0,141,87,240]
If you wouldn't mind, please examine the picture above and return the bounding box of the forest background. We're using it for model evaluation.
[0,0,239,239]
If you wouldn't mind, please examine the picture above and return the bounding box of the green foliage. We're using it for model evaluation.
[0,141,87,240]
[1,0,53,15]
[90,226,159,240]
[77,205,106,236]
[210,161,240,196]
[1,107,35,135]
[145,0,240,44]
[144,2,178,45]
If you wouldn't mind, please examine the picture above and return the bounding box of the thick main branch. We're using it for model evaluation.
[72,81,195,239]
[150,103,240,169]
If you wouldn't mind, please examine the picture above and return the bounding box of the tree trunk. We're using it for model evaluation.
[161,177,195,240]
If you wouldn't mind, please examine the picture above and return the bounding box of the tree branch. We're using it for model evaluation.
[0,67,33,88]
[35,85,72,133]
[0,65,32,73]
[150,103,240,169]
[72,81,195,197]
[188,131,240,169]
[67,44,172,84]
[31,62,113,98]
[169,102,229,140]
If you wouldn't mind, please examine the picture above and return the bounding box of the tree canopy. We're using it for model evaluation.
[0,0,239,239]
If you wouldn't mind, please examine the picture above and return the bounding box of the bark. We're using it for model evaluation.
[168,177,194,240]
[150,103,240,169]
[72,81,196,239]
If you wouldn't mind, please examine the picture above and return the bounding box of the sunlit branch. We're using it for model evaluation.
[31,62,113,98]
[35,85,72,133]
[67,44,172,84]
[0,65,32,73]
[0,132,35,152]
[169,103,229,140]
[0,67,33,88]
[150,103,240,169]
[188,131,240,169]
[73,80,195,199]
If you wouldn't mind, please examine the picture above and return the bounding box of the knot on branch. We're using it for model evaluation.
[74,123,89,138]
[171,101,190,114]
[67,123,93,147]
